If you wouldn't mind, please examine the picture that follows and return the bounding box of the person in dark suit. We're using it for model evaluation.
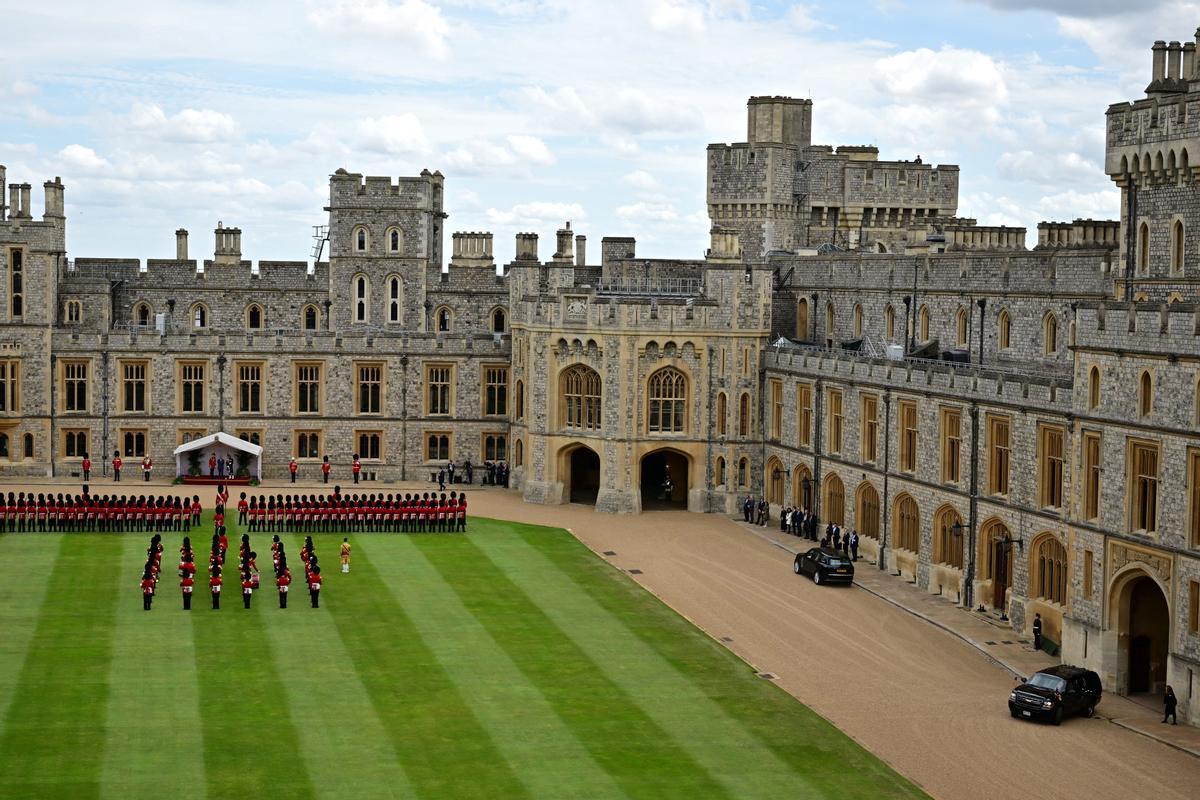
[1032,613,1043,651]
[1163,686,1178,724]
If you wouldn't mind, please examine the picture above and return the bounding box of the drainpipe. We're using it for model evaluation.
[101,351,110,477]
[216,354,227,431]
[49,354,57,479]
[400,355,409,481]
[879,389,891,570]
[965,402,980,608]
[813,378,823,523]
[1124,173,1136,302]
[976,298,987,367]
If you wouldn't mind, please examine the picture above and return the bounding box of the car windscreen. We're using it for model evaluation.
[1027,673,1066,692]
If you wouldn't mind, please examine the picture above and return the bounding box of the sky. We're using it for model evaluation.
[0,0,1195,264]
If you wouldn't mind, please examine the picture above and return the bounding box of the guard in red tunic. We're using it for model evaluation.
[241,569,254,609]
[180,560,195,611]
[321,455,331,485]
[352,454,361,485]
[289,458,298,484]
[141,456,152,482]
[237,493,248,527]
[112,451,123,482]
[210,565,223,609]
[308,564,322,608]
[276,558,291,608]
[141,566,155,611]
[457,491,468,532]
[82,453,92,482]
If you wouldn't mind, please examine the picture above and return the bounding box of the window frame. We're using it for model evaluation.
[425,363,454,416]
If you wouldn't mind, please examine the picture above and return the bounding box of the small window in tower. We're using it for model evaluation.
[356,228,367,253]
[303,305,319,330]
[492,308,506,333]
[390,229,400,253]
[247,304,263,329]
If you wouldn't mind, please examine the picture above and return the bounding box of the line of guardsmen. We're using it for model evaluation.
[4,491,205,532]
[243,490,468,534]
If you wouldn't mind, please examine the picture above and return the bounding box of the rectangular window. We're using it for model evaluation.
[180,362,205,413]
[1190,449,1200,549]
[1039,425,1065,509]
[483,433,507,462]
[356,362,383,415]
[1190,580,1200,635]
[426,364,452,415]
[295,430,321,459]
[426,432,451,461]
[0,360,19,413]
[1129,440,1159,533]
[121,429,147,457]
[62,428,89,458]
[769,379,783,441]
[237,362,263,414]
[178,428,206,446]
[828,389,843,455]
[235,429,263,447]
[121,361,147,413]
[988,415,1011,496]
[1083,432,1102,521]
[63,360,88,412]
[1084,550,1094,600]
[941,407,961,484]
[797,383,813,447]
[861,394,878,463]
[296,363,322,415]
[356,430,382,460]
[899,400,918,473]
[9,248,23,319]
[484,365,508,416]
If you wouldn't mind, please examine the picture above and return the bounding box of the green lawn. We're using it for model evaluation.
[0,513,926,799]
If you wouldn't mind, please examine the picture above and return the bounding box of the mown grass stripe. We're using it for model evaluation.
[190,537,317,800]
[262,535,417,800]
[509,522,927,798]
[412,532,738,800]
[468,521,829,799]
[360,537,627,800]
[98,535,207,800]
[0,534,123,799]
[0,534,66,733]
[320,535,532,800]
[514,524,927,797]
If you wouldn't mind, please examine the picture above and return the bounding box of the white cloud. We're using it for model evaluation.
[1036,188,1120,221]
[57,144,110,174]
[616,201,680,222]
[996,149,1105,187]
[443,135,554,174]
[485,201,586,227]
[974,0,1169,15]
[129,104,240,143]
[306,0,451,58]
[622,170,660,190]
[506,135,555,165]
[0,79,38,98]
[649,1,707,35]
[787,4,833,32]
[354,114,431,155]
[518,85,702,135]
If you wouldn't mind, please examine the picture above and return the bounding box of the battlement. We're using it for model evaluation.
[327,168,443,209]
[746,96,813,149]
[451,231,494,267]
[942,222,1027,251]
[1036,220,1121,250]
[1074,299,1200,355]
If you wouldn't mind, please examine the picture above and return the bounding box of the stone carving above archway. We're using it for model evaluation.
[1110,542,1171,585]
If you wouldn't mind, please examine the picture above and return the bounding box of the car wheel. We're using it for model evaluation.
[794,560,801,574]
[1053,708,1063,726]
[813,571,822,585]
[1085,704,1095,719]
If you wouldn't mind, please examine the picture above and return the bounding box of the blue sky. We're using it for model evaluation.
[0,0,1192,263]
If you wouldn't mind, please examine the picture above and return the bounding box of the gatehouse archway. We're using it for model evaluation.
[640,449,689,510]
[563,445,600,505]
[1111,570,1170,696]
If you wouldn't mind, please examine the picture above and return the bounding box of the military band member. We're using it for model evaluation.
[242,569,254,609]
[112,451,123,482]
[277,558,291,608]
[141,566,155,611]
[309,564,322,608]
[289,458,298,483]
[142,456,153,482]
[340,538,351,574]
[210,565,223,609]
[82,453,91,482]
[180,561,194,610]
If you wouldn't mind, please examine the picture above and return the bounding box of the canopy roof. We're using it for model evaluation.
[172,431,263,458]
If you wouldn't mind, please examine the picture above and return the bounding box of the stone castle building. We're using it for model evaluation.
[2,29,1199,723]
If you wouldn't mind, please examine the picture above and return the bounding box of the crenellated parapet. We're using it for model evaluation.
[1037,220,1121,250]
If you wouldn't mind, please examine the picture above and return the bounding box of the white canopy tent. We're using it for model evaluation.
[173,432,264,480]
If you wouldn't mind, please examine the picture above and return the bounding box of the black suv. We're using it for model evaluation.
[793,547,854,585]
[1009,665,1102,725]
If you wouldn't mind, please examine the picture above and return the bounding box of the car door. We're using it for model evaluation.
[803,549,819,576]
[1065,677,1083,714]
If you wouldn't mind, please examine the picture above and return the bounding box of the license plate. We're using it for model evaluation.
[1022,711,1031,717]
[837,569,849,573]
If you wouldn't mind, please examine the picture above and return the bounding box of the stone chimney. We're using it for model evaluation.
[17,184,31,219]
[7,183,19,219]
[214,221,242,266]
[553,222,574,263]
[42,178,64,218]
[1148,40,1170,96]
[575,235,586,267]
[515,232,539,262]
[450,231,494,267]
[176,229,189,260]
[1185,42,1196,82]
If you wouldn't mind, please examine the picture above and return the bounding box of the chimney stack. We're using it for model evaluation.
[1169,41,1183,81]
[515,232,539,262]
[1185,42,1196,82]
[553,221,574,263]
[176,229,189,260]
[214,220,242,266]
[1154,40,1168,81]
[7,184,18,219]
[18,184,31,218]
[575,235,586,267]
[42,178,64,218]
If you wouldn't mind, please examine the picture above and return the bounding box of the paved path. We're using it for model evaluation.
[6,476,1200,797]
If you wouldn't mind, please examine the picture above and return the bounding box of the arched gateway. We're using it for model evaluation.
[639,449,689,510]
[562,445,600,505]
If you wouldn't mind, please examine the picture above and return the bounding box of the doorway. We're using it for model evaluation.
[1124,575,1169,696]
[640,450,688,510]
[567,446,600,505]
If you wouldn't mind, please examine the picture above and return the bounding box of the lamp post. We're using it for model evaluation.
[995,534,1024,621]
[950,520,972,608]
